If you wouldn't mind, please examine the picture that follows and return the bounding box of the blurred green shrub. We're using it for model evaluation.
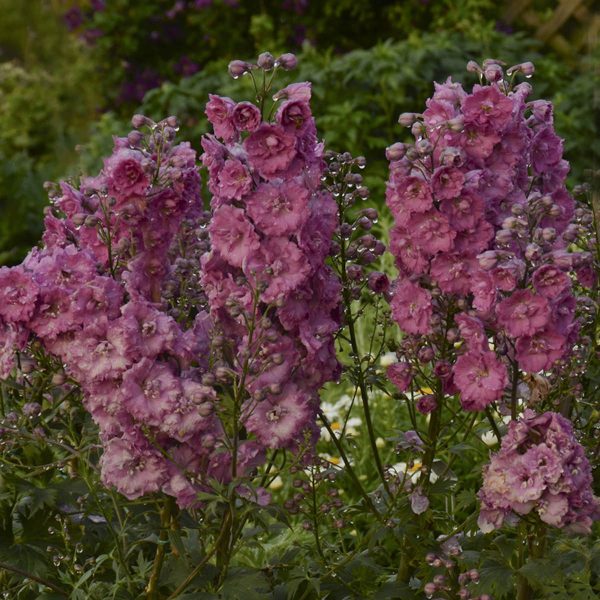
[0,0,100,264]
[135,30,597,203]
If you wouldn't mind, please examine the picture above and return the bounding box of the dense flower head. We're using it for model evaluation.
[201,59,341,455]
[0,116,225,507]
[478,411,600,533]
[385,59,589,416]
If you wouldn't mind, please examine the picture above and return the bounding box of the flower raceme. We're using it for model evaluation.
[385,59,592,413]
[201,54,341,453]
[0,53,341,508]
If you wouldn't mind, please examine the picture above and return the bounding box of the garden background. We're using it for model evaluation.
[0,0,598,266]
[0,1,599,599]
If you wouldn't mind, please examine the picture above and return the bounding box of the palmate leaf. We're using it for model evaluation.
[220,567,271,599]
[479,559,514,599]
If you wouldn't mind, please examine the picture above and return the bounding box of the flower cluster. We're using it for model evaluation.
[200,53,341,453]
[478,410,599,533]
[0,117,224,506]
[385,59,591,412]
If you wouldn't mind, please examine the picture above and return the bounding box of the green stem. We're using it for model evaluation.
[510,359,520,420]
[146,498,173,599]
[319,412,382,521]
[0,562,68,597]
[166,510,232,600]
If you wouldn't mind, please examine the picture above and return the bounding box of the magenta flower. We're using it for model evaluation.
[462,85,514,133]
[390,280,432,335]
[246,179,309,235]
[431,166,465,200]
[387,361,412,392]
[205,94,237,141]
[387,176,433,214]
[0,267,38,323]
[209,204,260,268]
[515,327,566,372]
[276,99,312,133]
[244,384,312,448]
[453,351,508,411]
[478,411,599,533]
[405,210,455,255]
[104,148,150,200]
[496,289,550,338]
[531,126,563,174]
[245,237,311,303]
[216,158,253,201]
[532,264,571,299]
[231,101,262,133]
[100,433,168,500]
[244,123,297,178]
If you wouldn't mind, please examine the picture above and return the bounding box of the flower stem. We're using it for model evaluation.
[319,412,382,521]
[146,498,174,599]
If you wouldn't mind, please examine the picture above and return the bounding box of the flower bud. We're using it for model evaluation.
[398,112,417,127]
[347,264,363,281]
[416,139,433,155]
[525,243,542,261]
[484,63,503,83]
[520,61,535,76]
[386,142,406,161]
[127,130,144,147]
[542,227,556,241]
[131,114,154,129]
[373,241,386,256]
[418,346,434,362]
[423,582,437,596]
[447,115,465,132]
[228,60,250,78]
[468,569,480,583]
[478,250,498,270]
[411,121,426,138]
[367,272,390,294]
[466,60,482,73]
[362,208,378,221]
[257,52,275,70]
[357,216,372,230]
[277,53,297,70]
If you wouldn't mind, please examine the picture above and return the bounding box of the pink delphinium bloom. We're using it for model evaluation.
[244,123,297,178]
[205,94,237,141]
[387,361,412,392]
[431,166,465,200]
[276,98,312,133]
[104,148,150,201]
[231,101,262,133]
[462,85,514,133]
[100,432,169,500]
[0,267,39,323]
[209,204,260,268]
[405,210,455,255]
[390,280,432,335]
[496,289,550,337]
[214,158,253,201]
[532,264,571,299]
[453,351,508,411]
[515,327,566,372]
[245,237,311,303]
[246,179,310,235]
[244,384,312,448]
[387,176,433,214]
[478,411,599,533]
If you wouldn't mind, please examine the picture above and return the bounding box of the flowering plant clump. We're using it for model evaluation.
[0,116,228,505]
[386,59,593,415]
[0,53,598,599]
[478,410,599,533]
[200,53,341,457]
